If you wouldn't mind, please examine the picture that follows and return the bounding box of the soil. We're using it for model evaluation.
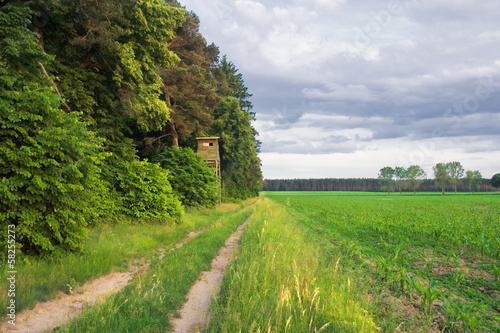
[169,219,249,333]
[0,271,135,333]
[0,229,205,333]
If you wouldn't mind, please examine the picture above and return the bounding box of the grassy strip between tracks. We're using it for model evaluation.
[54,201,256,332]
[0,202,245,320]
[207,197,379,333]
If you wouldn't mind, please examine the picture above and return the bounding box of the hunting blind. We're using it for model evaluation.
[196,137,221,202]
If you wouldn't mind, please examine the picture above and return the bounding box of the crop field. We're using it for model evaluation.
[2,193,499,332]
[209,192,500,332]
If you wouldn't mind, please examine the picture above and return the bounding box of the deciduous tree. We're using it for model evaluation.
[0,3,105,254]
[447,161,464,195]
[378,167,395,195]
[491,173,500,189]
[465,170,482,194]
[406,165,426,195]
[394,166,407,194]
[153,147,219,207]
[433,163,450,195]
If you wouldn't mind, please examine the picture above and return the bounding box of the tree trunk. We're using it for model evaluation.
[168,121,179,148]
[442,187,445,195]
[34,25,44,48]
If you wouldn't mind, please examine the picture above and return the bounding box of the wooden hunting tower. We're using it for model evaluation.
[196,137,221,202]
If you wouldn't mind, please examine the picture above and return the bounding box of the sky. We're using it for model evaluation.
[178,0,500,179]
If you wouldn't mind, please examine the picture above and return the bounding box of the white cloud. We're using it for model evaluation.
[302,84,378,102]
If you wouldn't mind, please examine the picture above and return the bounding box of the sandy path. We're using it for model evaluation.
[169,218,249,333]
[0,228,205,333]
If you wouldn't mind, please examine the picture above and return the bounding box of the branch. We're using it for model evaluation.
[150,133,172,144]
[38,62,71,112]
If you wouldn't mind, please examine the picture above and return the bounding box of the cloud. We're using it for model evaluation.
[180,0,500,178]
[302,84,378,102]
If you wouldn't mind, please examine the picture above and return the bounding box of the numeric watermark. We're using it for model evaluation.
[6,225,16,326]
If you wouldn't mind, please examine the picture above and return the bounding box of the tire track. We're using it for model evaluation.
[0,228,206,333]
[169,217,250,333]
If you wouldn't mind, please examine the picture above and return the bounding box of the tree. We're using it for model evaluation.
[492,173,500,189]
[378,167,395,195]
[0,3,105,255]
[38,0,185,153]
[465,170,482,194]
[394,166,407,194]
[433,163,450,195]
[406,165,426,195]
[154,8,220,150]
[213,55,254,115]
[447,161,464,195]
[153,147,219,208]
[210,97,262,200]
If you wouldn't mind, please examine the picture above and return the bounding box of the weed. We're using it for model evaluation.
[442,301,480,332]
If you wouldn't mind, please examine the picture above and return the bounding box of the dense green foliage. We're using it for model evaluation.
[465,170,482,194]
[153,147,219,208]
[114,160,183,222]
[0,3,105,255]
[211,97,263,200]
[213,56,254,115]
[378,165,427,195]
[378,166,395,194]
[263,192,500,332]
[406,165,427,195]
[1,0,262,255]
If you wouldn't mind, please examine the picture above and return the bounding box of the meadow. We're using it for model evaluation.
[0,202,251,321]
[208,192,500,332]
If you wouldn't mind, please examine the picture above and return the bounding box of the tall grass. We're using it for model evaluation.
[54,204,256,332]
[0,204,242,319]
[207,198,378,332]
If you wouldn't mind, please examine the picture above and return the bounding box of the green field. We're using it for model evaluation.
[3,192,499,332]
[209,192,500,332]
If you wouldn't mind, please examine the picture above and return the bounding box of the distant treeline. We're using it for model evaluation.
[263,178,498,192]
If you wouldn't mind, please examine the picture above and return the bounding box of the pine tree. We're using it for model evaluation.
[154,9,220,151]
[210,98,262,200]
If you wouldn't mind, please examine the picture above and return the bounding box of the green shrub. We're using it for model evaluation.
[0,3,106,255]
[115,159,184,223]
[153,147,219,208]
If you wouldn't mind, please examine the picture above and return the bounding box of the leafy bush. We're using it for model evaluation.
[0,3,106,255]
[153,147,219,208]
[115,159,184,222]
